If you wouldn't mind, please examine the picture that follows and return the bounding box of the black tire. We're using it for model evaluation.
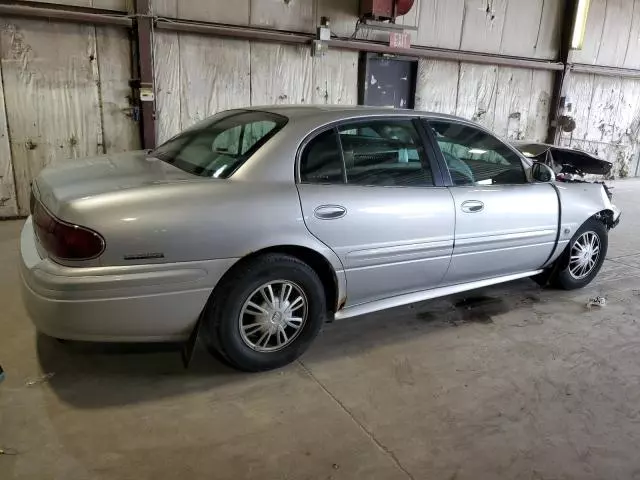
[201,253,326,372]
[540,218,608,290]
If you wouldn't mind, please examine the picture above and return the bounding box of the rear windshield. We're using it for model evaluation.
[151,110,288,178]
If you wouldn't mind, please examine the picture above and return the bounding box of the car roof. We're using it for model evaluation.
[244,104,468,123]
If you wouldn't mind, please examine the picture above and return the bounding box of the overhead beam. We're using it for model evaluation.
[0,3,132,27]
[155,19,564,72]
[571,63,640,78]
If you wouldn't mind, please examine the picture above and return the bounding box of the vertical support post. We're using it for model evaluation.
[134,0,156,149]
[546,0,578,144]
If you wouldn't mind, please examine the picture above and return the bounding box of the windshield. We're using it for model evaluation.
[151,110,288,178]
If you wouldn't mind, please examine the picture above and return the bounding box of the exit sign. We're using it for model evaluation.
[389,31,411,49]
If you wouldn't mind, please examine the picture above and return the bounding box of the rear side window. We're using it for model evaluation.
[338,120,433,187]
[300,129,345,184]
[151,111,287,178]
[430,121,527,185]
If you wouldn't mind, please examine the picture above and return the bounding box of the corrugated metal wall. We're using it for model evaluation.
[1,0,640,218]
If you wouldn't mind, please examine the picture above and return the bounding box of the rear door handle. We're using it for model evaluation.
[461,200,484,213]
[314,205,347,220]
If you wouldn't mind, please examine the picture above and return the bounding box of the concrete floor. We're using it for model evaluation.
[2,180,640,480]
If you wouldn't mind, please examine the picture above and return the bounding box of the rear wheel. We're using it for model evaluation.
[201,254,326,372]
[536,218,608,290]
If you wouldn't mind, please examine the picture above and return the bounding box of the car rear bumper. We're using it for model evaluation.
[20,217,238,342]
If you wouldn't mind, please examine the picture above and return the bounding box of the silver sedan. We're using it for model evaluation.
[20,106,621,371]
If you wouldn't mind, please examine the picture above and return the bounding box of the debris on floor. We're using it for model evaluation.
[0,364,4,383]
[25,372,55,387]
[587,296,607,309]
[0,447,18,456]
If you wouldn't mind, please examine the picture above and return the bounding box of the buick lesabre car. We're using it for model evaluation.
[21,106,621,371]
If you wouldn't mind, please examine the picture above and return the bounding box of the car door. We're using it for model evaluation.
[426,119,559,285]
[296,117,455,307]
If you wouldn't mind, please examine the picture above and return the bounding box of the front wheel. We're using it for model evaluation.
[201,254,327,372]
[538,218,608,290]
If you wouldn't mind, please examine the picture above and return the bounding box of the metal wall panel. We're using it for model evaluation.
[317,0,359,38]
[415,0,465,49]
[567,0,639,68]
[153,37,356,143]
[596,0,634,67]
[563,72,640,177]
[459,0,508,54]
[153,31,181,143]
[416,58,553,141]
[250,0,316,33]
[96,26,140,153]
[564,73,595,142]
[456,63,498,129]
[569,0,606,65]
[500,0,562,59]
[152,0,250,24]
[525,70,554,141]
[250,43,313,105]
[624,0,640,69]
[415,58,459,114]
[493,67,534,139]
[0,19,103,215]
[179,34,250,128]
[311,49,358,104]
[0,64,17,217]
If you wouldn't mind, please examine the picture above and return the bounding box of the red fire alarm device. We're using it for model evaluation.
[360,0,415,21]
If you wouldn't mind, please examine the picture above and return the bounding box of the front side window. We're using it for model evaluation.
[338,120,433,187]
[430,121,527,186]
[152,111,287,178]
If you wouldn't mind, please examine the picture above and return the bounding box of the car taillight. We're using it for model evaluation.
[32,200,105,260]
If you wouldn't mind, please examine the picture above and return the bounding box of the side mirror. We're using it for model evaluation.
[531,162,556,183]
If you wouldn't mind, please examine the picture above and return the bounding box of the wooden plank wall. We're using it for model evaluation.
[0,19,138,216]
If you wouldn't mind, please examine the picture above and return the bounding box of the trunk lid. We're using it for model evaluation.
[34,151,195,216]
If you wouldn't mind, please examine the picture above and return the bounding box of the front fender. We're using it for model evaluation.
[543,182,620,267]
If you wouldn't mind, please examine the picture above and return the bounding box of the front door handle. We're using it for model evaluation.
[314,205,347,220]
[461,200,484,213]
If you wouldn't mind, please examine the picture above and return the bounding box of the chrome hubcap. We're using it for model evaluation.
[239,280,308,352]
[569,231,601,280]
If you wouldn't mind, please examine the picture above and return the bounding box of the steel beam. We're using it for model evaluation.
[0,3,132,27]
[571,63,640,78]
[546,0,579,144]
[134,0,156,149]
[155,19,563,72]
[329,39,564,71]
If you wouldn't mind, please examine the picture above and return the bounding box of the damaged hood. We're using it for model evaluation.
[513,142,613,176]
